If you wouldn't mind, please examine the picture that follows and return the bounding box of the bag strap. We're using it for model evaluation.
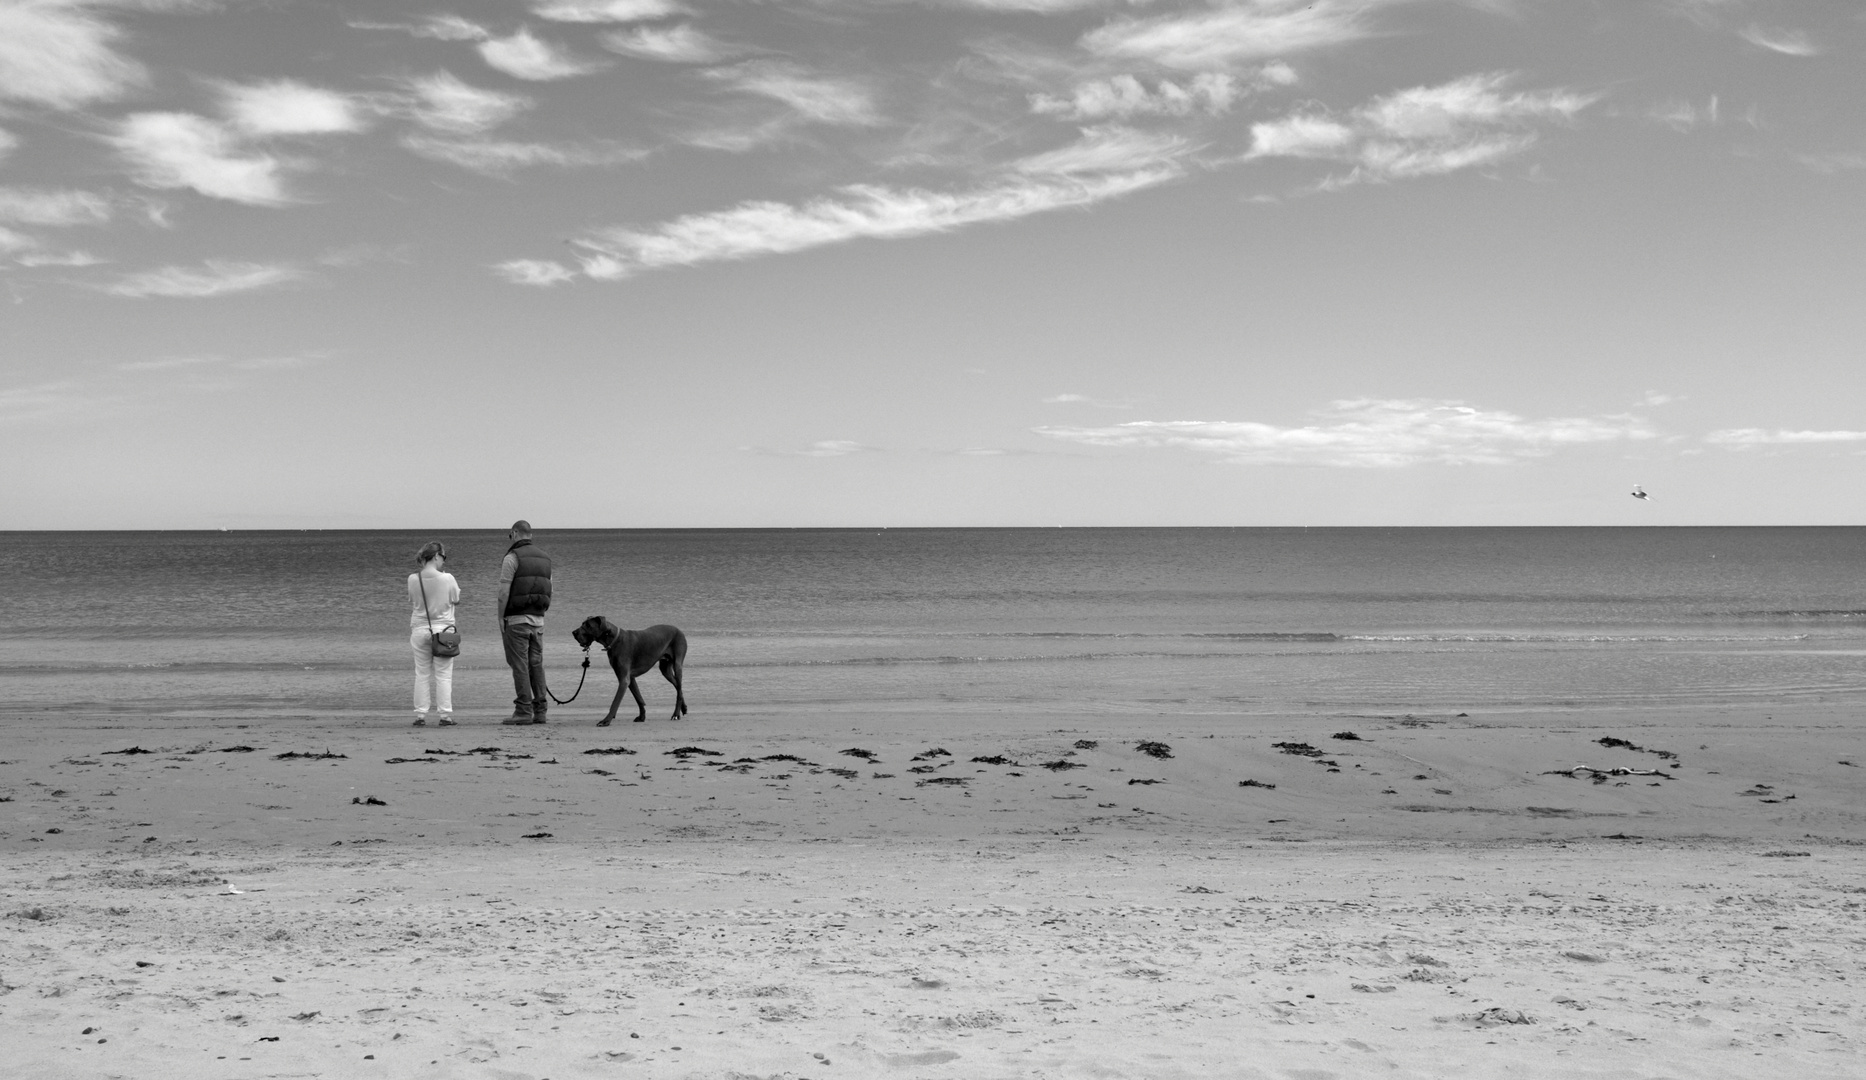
[417,569,438,634]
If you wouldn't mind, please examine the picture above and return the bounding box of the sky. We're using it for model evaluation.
[2,0,1863,529]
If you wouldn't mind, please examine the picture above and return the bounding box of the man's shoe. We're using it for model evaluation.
[501,713,535,725]
[437,716,456,727]
[411,716,426,726]
[531,714,547,724]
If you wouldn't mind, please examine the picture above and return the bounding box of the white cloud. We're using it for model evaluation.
[0,379,87,425]
[531,0,687,22]
[1646,96,1719,131]
[1739,25,1819,56]
[712,63,881,126]
[103,260,304,299]
[0,126,17,160]
[602,23,729,63]
[564,165,1177,280]
[419,14,489,41]
[1795,152,1866,174]
[221,80,365,136]
[0,224,33,253]
[115,354,215,372]
[108,113,289,205]
[404,72,531,133]
[747,439,873,457]
[494,258,578,286]
[1014,126,1192,176]
[478,28,605,80]
[16,248,104,266]
[1083,0,1373,70]
[1034,399,1654,467]
[350,14,488,41]
[954,0,1114,9]
[1705,428,1866,446]
[1251,73,1594,185]
[1044,392,1131,409]
[0,186,111,226]
[402,135,646,173]
[0,0,144,108]
[1031,73,1240,121]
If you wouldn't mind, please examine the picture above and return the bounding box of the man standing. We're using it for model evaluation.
[496,520,553,725]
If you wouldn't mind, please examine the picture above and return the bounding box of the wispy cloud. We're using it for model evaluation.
[220,80,366,137]
[1035,398,1654,467]
[746,439,874,457]
[1082,0,1375,70]
[103,260,304,299]
[1645,96,1719,131]
[1250,73,1594,185]
[602,24,731,63]
[1014,126,1192,177]
[478,28,606,81]
[350,14,489,41]
[0,0,144,108]
[494,258,578,286]
[402,135,647,174]
[531,0,687,22]
[710,63,881,127]
[0,186,112,226]
[1045,392,1132,409]
[1739,25,1820,56]
[1794,151,1866,174]
[108,113,288,205]
[404,72,532,133]
[566,162,1177,280]
[0,126,16,161]
[0,379,89,425]
[1705,428,1866,447]
[1031,73,1244,121]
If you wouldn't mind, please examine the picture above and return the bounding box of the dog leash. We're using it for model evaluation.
[544,648,592,705]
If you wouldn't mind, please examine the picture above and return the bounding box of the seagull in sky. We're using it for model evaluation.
[1631,484,1652,502]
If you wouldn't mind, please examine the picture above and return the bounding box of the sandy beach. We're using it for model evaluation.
[3,705,1862,1079]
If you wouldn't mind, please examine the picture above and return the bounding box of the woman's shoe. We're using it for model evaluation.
[437,716,456,726]
[412,716,427,726]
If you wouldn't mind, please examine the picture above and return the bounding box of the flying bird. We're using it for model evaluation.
[1631,485,1652,502]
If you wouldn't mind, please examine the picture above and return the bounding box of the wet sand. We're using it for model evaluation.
[3,705,1862,1079]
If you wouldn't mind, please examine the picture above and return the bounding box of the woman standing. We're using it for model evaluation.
[409,541,461,726]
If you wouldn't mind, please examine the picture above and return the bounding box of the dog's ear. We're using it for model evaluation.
[599,616,618,639]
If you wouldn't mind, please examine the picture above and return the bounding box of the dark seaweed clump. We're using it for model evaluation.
[1238,779,1276,789]
[584,746,637,756]
[1073,740,1099,750]
[1041,760,1086,771]
[666,746,722,757]
[1272,742,1322,758]
[1134,741,1173,759]
[840,748,878,760]
[971,755,1015,765]
[274,751,346,761]
[1331,731,1362,741]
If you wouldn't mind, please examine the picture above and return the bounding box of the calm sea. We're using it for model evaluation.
[2,528,1863,718]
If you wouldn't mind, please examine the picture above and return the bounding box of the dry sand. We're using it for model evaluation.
[2,705,1862,1079]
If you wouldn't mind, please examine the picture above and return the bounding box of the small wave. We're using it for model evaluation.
[1722,609,1866,620]
[1341,633,1812,643]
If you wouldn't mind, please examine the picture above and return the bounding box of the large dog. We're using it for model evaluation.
[571,616,689,725]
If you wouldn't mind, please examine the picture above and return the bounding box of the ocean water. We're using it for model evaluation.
[2,528,1864,718]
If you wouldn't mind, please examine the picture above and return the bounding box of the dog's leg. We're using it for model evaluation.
[628,669,649,723]
[669,632,688,719]
[598,661,629,726]
[658,657,685,721]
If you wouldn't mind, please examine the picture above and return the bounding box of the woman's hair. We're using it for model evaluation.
[415,541,446,566]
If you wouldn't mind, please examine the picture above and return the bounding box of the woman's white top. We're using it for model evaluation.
[408,570,461,630]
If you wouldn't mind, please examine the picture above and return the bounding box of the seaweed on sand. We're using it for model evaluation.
[1134,741,1173,759]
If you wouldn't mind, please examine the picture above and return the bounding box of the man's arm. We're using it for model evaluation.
[495,552,516,627]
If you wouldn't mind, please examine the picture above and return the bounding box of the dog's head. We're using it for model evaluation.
[572,615,615,650]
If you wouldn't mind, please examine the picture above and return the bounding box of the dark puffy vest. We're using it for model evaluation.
[503,540,553,617]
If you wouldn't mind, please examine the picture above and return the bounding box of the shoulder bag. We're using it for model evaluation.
[417,572,461,658]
